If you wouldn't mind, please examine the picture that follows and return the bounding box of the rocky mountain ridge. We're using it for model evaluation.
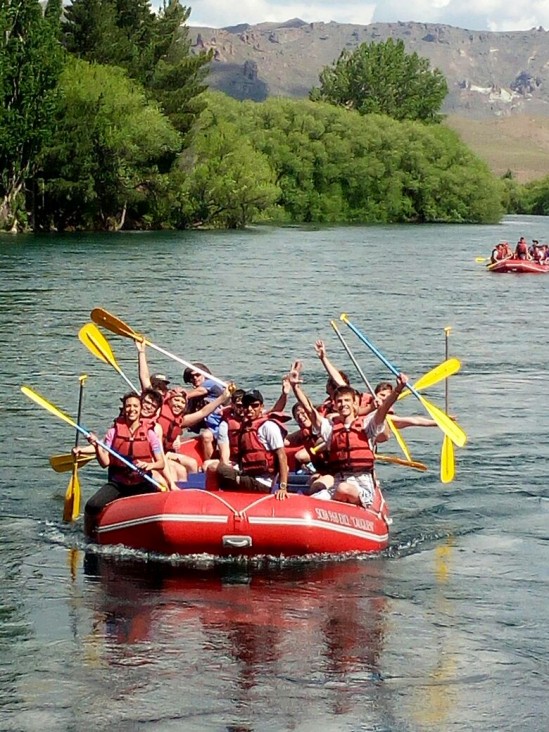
[189,19,549,119]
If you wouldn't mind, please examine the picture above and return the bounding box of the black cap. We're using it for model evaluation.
[242,390,264,406]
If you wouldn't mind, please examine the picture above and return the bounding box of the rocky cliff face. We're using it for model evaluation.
[189,19,549,118]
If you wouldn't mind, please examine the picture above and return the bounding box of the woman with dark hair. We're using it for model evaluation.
[80,392,165,538]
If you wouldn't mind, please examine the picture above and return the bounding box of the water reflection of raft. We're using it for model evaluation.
[489,259,549,274]
[95,483,390,557]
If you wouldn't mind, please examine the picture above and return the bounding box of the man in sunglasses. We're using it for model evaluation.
[216,390,289,500]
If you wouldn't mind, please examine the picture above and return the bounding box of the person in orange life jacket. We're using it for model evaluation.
[204,377,290,477]
[80,392,165,538]
[160,385,232,483]
[216,390,289,500]
[515,236,531,260]
[285,402,329,475]
[139,388,181,491]
[287,360,336,490]
[308,376,408,508]
[183,363,225,460]
[314,340,375,417]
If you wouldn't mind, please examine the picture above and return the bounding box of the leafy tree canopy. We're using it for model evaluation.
[61,0,212,133]
[310,38,448,124]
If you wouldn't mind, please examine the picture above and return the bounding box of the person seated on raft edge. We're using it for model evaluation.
[515,236,531,261]
[203,376,291,476]
[216,390,289,501]
[158,384,232,485]
[314,339,375,417]
[78,391,166,539]
[288,364,407,512]
[183,362,227,461]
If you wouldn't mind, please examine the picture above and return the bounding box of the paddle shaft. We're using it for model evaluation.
[331,320,413,462]
[444,328,451,411]
[74,375,87,450]
[341,317,423,399]
[90,308,227,389]
[330,320,375,396]
[144,339,228,389]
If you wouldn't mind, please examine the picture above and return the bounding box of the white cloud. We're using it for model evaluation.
[186,0,549,31]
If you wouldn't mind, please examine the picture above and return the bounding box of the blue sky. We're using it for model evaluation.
[187,0,549,32]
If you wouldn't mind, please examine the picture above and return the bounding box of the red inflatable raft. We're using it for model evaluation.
[489,259,549,274]
[95,488,390,557]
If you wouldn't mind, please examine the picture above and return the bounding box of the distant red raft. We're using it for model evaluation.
[95,488,390,557]
[489,259,549,274]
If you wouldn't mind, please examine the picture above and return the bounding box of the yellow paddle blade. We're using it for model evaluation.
[21,386,79,431]
[90,307,143,341]
[376,455,428,472]
[440,435,455,484]
[475,256,488,263]
[79,323,119,369]
[418,394,467,448]
[386,416,412,462]
[50,452,95,473]
[63,466,81,522]
[397,358,461,401]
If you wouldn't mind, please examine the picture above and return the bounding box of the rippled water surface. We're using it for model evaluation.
[1,217,548,731]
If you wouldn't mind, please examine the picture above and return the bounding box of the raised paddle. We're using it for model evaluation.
[440,327,456,484]
[340,314,467,448]
[50,451,95,473]
[90,308,228,389]
[21,386,167,492]
[330,319,413,462]
[397,357,461,400]
[79,323,138,392]
[63,374,87,522]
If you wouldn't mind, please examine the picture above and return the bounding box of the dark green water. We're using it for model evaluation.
[0,217,547,731]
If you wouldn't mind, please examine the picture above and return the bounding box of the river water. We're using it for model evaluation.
[0,216,547,731]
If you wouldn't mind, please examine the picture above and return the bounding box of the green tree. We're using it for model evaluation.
[37,58,181,230]
[0,0,64,231]
[62,0,212,133]
[174,99,280,228]
[310,38,448,124]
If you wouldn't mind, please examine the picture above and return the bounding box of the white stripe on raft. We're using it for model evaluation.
[96,513,388,543]
[96,513,229,534]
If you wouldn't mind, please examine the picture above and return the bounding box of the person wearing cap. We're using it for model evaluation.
[216,390,289,500]
[183,363,225,460]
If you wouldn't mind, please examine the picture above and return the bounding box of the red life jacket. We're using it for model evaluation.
[237,416,288,476]
[109,418,155,485]
[157,402,184,452]
[225,414,243,460]
[328,417,375,474]
[516,241,528,257]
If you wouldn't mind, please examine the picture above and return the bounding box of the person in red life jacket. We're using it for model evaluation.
[216,390,289,500]
[307,376,408,510]
[80,392,166,538]
[159,385,232,484]
[515,236,531,260]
